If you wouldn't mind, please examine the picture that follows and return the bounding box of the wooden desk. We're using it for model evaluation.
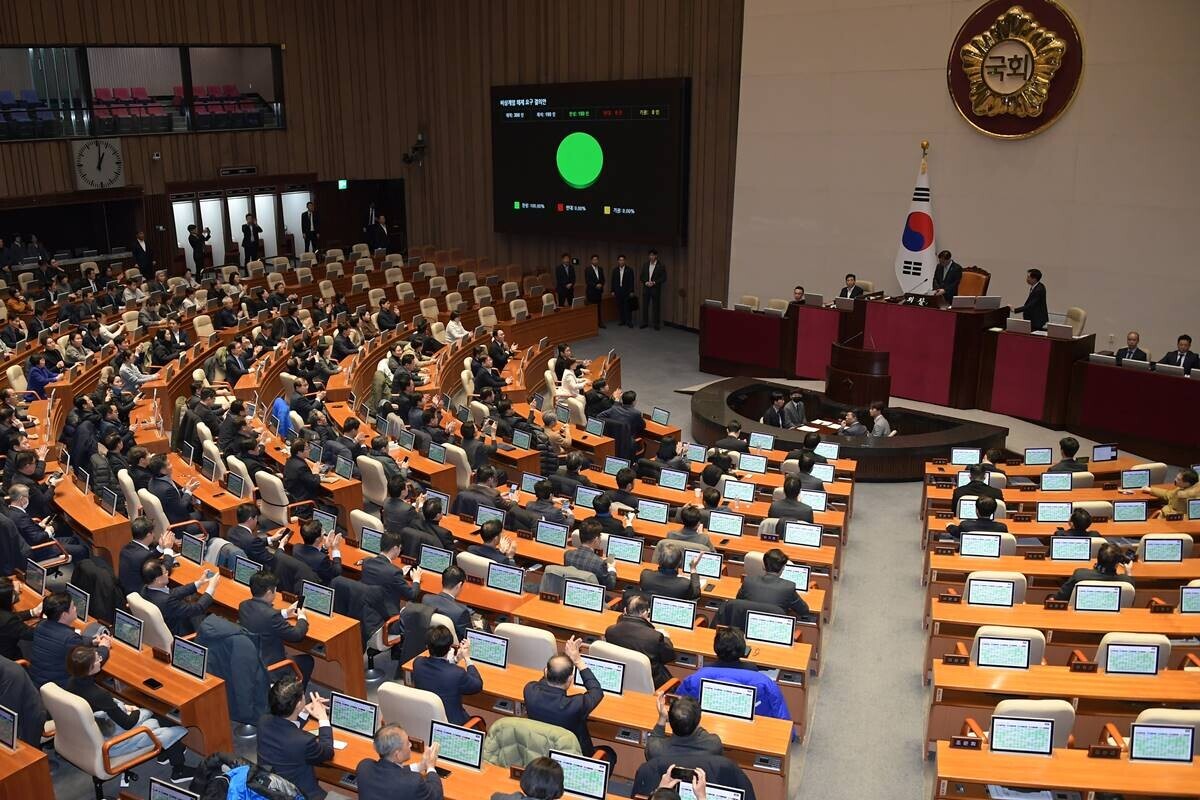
[0,739,53,800]
[325,401,458,498]
[920,517,1200,551]
[922,457,1145,483]
[255,423,367,532]
[922,483,1169,518]
[978,329,1095,427]
[933,740,1200,798]
[53,478,130,571]
[170,453,242,526]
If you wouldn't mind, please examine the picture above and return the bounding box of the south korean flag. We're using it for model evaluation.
[893,150,937,294]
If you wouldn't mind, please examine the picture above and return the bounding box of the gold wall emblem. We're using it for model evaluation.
[960,5,1066,118]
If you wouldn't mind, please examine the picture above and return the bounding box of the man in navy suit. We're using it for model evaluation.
[292,518,342,585]
[555,252,576,307]
[355,724,444,800]
[141,557,218,636]
[119,517,175,596]
[361,532,422,615]
[412,625,483,725]
[599,390,647,455]
[933,250,963,303]
[465,519,516,565]
[422,566,473,639]
[30,592,110,688]
[943,495,1009,540]
[611,254,637,327]
[257,677,334,800]
[639,250,667,330]
[523,636,607,758]
[238,571,314,687]
[224,503,284,569]
[146,454,218,538]
[1114,331,1148,363]
[6,484,90,562]
[584,254,606,328]
[1014,268,1049,331]
[1158,334,1200,373]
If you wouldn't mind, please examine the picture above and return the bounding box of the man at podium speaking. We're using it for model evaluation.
[931,250,962,303]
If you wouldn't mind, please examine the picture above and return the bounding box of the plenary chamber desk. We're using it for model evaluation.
[698,301,864,379]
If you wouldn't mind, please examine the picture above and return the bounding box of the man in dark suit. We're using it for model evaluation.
[639,542,701,600]
[422,566,473,640]
[524,637,605,756]
[645,694,724,762]
[1014,268,1048,331]
[932,250,963,303]
[147,454,218,537]
[838,273,864,299]
[225,503,282,569]
[554,252,576,308]
[30,592,111,688]
[713,421,750,453]
[412,625,483,725]
[737,548,810,616]
[767,476,814,523]
[366,214,389,253]
[565,519,617,589]
[611,254,636,328]
[584,378,616,419]
[354,723,444,800]
[1158,334,1199,373]
[584,254,606,328]
[1113,331,1147,363]
[132,231,154,271]
[141,557,217,636]
[952,463,1004,507]
[6,484,90,562]
[1053,542,1135,602]
[412,497,456,552]
[382,477,418,534]
[639,249,666,329]
[792,454,825,492]
[300,201,318,254]
[119,517,174,596]
[257,677,334,800]
[292,519,342,585]
[241,214,263,265]
[466,519,516,565]
[943,495,1008,540]
[762,391,788,428]
[362,532,422,615]
[283,440,323,504]
[603,594,676,687]
[224,340,250,384]
[239,571,314,686]
[1047,436,1087,474]
[598,390,647,455]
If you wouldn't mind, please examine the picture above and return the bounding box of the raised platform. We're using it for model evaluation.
[689,377,1008,481]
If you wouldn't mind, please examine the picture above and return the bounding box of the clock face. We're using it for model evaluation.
[72,139,125,190]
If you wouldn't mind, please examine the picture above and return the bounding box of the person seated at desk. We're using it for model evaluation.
[31,592,111,688]
[356,723,444,800]
[1114,330,1147,363]
[791,454,825,492]
[653,505,714,561]
[1053,542,1135,602]
[147,454,219,538]
[640,542,701,601]
[980,448,1007,475]
[1047,436,1086,474]
[382,475,419,534]
[647,692,724,762]
[257,677,334,800]
[868,400,891,437]
[283,439,325,507]
[292,518,343,585]
[62,331,93,367]
[0,576,39,661]
[142,557,218,636]
[604,593,676,688]
[119,517,177,596]
[837,409,868,437]
[0,653,47,748]
[788,285,807,307]
[699,463,725,493]
[467,519,517,565]
[26,354,60,399]
[457,422,498,472]
[736,547,810,617]
[237,437,277,484]
[678,626,790,721]
[126,446,154,491]
[713,420,749,454]
[7,483,90,563]
[943,495,1008,541]
[1054,507,1098,539]
[838,273,864,299]
[1158,333,1199,373]
[422,565,473,640]
[761,391,788,429]
[584,378,616,419]
[1144,468,1200,515]
[589,494,629,539]
[651,437,689,472]
[362,531,423,616]
[364,434,407,481]
[524,636,611,763]
[412,496,456,552]
[566,518,617,589]
[785,431,827,465]
[952,463,1003,507]
[66,645,196,785]
[240,570,315,688]
[608,467,638,509]
[413,624,483,726]
[527,479,568,524]
[554,452,596,493]
[8,449,60,518]
[767,476,814,523]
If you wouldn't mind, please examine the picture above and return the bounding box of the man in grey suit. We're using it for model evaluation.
[782,390,807,428]
[639,249,666,330]
[598,390,646,455]
[646,694,724,762]
[868,401,891,437]
[838,410,868,436]
[422,565,473,640]
[736,548,810,616]
[766,476,814,523]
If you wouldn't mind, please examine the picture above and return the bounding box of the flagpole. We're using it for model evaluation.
[921,139,929,174]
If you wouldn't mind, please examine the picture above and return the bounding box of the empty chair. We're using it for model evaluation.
[116,469,142,517]
[350,510,383,542]
[192,314,215,338]
[501,281,519,301]
[1137,533,1193,560]
[396,282,416,302]
[254,472,312,528]
[384,267,404,285]
[1131,461,1168,485]
[589,640,656,694]
[493,622,557,670]
[1097,632,1171,673]
[419,298,439,323]
[351,274,370,293]
[295,267,313,284]
[968,625,1046,665]
[766,298,789,312]
[368,287,387,310]
[989,699,1075,748]
[739,295,760,310]
[455,551,491,582]
[1124,709,1200,755]
[1065,306,1087,336]
[478,306,498,329]
[356,257,374,272]
[964,571,1027,604]
[1069,471,1095,489]
[225,456,255,499]
[444,291,463,313]
[474,285,494,306]
[326,262,344,278]
[442,443,472,490]
[469,400,489,425]
[201,441,227,482]
[122,309,141,333]
[460,368,475,397]
[319,279,335,300]
[137,489,196,541]
[355,456,388,509]
[540,293,556,314]
[509,298,529,320]
[326,248,345,262]
[429,276,448,296]
[419,261,437,278]
[1072,500,1112,520]
[856,279,875,292]
[377,684,449,746]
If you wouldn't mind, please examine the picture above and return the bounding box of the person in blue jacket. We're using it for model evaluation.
[677,626,791,721]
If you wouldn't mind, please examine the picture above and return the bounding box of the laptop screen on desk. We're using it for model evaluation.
[573,654,625,695]
[24,559,46,596]
[744,610,795,646]
[780,562,810,592]
[562,579,605,613]
[738,454,767,474]
[334,455,354,479]
[682,550,723,579]
[419,545,452,574]
[747,432,774,450]
[721,479,756,503]
[398,429,417,450]
[651,407,670,426]
[1190,498,1200,520]
[966,578,1015,607]
[359,527,383,555]
[427,442,446,464]
[1181,586,1200,614]
[1092,443,1118,463]
[1105,643,1159,676]
[800,490,827,511]
[301,581,334,617]
[678,782,743,800]
[226,472,246,499]
[1040,472,1072,491]
[659,468,688,491]
[956,499,978,520]
[707,510,743,537]
[520,472,542,494]
[313,509,337,535]
[512,429,532,450]
[1113,501,1147,522]
[148,778,200,800]
[976,636,1030,669]
[430,721,484,770]
[603,457,630,477]
[1129,724,1194,763]
[951,448,981,466]
[113,608,143,650]
[1036,502,1072,523]
[475,505,505,526]
[685,443,708,463]
[330,692,377,738]
[234,556,261,586]
[699,678,756,721]
[1024,447,1053,466]
[465,630,509,668]
[65,583,89,621]
[989,716,1053,755]
[585,417,605,436]
[959,533,1001,558]
[171,638,208,680]
[811,463,834,483]
[813,442,839,459]
[1120,469,1150,489]
[549,750,611,800]
[605,534,643,564]
[1049,536,1091,561]
[1073,584,1122,612]
[574,486,602,509]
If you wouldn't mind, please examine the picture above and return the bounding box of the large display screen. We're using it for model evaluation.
[491,79,690,241]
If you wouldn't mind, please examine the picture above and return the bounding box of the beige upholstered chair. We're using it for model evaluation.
[126,591,174,652]
[964,570,1027,604]
[739,295,760,310]
[1066,307,1087,336]
[494,622,557,670]
[589,640,656,694]
[969,625,1046,665]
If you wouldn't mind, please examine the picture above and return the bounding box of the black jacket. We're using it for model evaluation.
[422,592,473,640]
[256,714,333,800]
[713,436,749,453]
[737,574,810,617]
[238,596,309,666]
[0,655,46,745]
[951,480,1003,506]
[0,607,36,661]
[412,655,484,725]
[1054,569,1135,602]
[283,456,321,502]
[524,669,603,753]
[766,498,814,523]
[361,555,420,615]
[603,614,676,688]
[633,755,756,800]
[32,620,108,688]
[143,583,212,636]
[944,517,1008,540]
[1047,458,1087,475]
[639,567,700,600]
[1015,281,1048,331]
[356,756,444,800]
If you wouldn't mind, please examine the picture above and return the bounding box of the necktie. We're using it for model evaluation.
[1179,352,1184,365]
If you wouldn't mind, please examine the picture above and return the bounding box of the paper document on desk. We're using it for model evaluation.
[811,419,832,426]
[985,787,1053,800]
[797,426,818,432]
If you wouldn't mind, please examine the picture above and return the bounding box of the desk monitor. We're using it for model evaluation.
[398,428,417,451]
[555,403,571,422]
[303,441,322,464]
[650,595,696,629]
[1105,643,1159,676]
[1190,498,1200,520]
[574,654,625,695]
[957,498,979,520]
[562,579,605,613]
[334,454,354,480]
[747,431,775,451]
[268,414,281,436]
[530,393,545,411]
[65,583,90,621]
[301,580,335,617]
[113,608,144,651]
[988,716,1054,756]
[329,691,378,738]
[359,527,384,555]
[1122,358,1152,372]
[465,629,509,669]
[1120,469,1151,490]
[956,470,972,487]
[744,609,795,647]
[959,533,1002,558]
[171,637,208,680]
[813,442,839,460]
[811,463,834,483]
[637,499,669,524]
[678,781,743,800]
[738,453,767,474]
[685,443,708,463]
[800,489,827,512]
[780,562,810,592]
[419,544,453,575]
[226,472,246,499]
[1039,472,1072,491]
[1113,500,1148,522]
[659,468,688,491]
[605,534,643,565]
[1092,443,1118,463]
[805,293,824,306]
[176,532,205,565]
[575,486,603,510]
[783,520,823,548]
[1046,323,1073,340]
[1073,583,1122,612]
[951,296,975,309]
[24,559,46,596]
[833,297,854,311]
[475,505,505,527]
[699,678,756,721]
[313,509,337,535]
[707,510,744,538]
[375,413,390,434]
[430,720,485,770]
[721,480,754,503]
[976,296,1003,310]
[603,456,630,476]
[181,442,196,464]
[99,487,120,516]
[1129,724,1194,764]
[455,405,470,424]
[584,417,605,436]
[1181,586,1200,614]
[966,578,1015,607]
[651,407,671,426]
[520,472,542,494]
[427,442,446,465]
[683,549,723,579]
[535,520,569,549]
[1143,538,1184,563]
[148,778,200,800]
[1005,318,1032,335]
[951,448,981,466]
[1024,447,1053,466]
[549,750,611,800]
[1049,536,1092,561]
[426,490,451,517]
[976,636,1031,669]
[200,456,217,482]
[485,562,524,596]
[234,556,262,586]
[1036,502,1072,524]
[512,429,532,450]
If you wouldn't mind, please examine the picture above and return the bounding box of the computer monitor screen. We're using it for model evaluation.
[555,403,571,422]
[651,407,671,426]
[475,505,506,527]
[171,638,208,679]
[430,721,484,770]
[951,448,981,466]
[1120,469,1151,490]
[1040,472,1072,491]
[721,480,755,503]
[521,472,542,494]
[956,471,972,487]
[535,520,569,548]
[780,562,810,592]
[575,486,602,509]
[1092,443,1118,463]
[658,468,688,491]
[1113,501,1147,522]
[1036,502,1072,523]
[398,429,417,450]
[334,455,353,480]
[1190,498,1200,520]
[811,463,834,483]
[1105,643,1159,675]
[685,443,708,463]
[738,454,767,474]
[1181,586,1200,614]
[605,535,643,564]
[359,527,383,555]
[745,610,795,646]
[234,556,262,586]
[465,629,509,668]
[603,456,630,476]
[427,442,446,464]
[65,583,89,621]
[148,777,200,800]
[959,533,1001,558]
[24,559,46,596]
[678,781,743,800]
[1129,724,1194,763]
[99,487,120,516]
[988,717,1054,755]
[113,608,143,650]
[574,654,625,695]
[813,442,839,459]
[226,472,246,499]
[301,580,334,617]
[1144,538,1184,563]
[707,510,743,537]
[585,417,605,436]
[1024,447,1053,466]
[426,490,450,514]
[649,595,696,629]
[956,499,978,520]
[329,691,378,738]
[800,490,827,512]
[313,509,337,535]
[562,579,605,612]
[699,679,756,720]
[486,562,524,595]
[682,549,723,579]
[1073,584,1122,612]
[1050,536,1092,561]
[637,499,669,524]
[549,750,611,800]
[0,703,14,752]
[199,456,217,482]
[747,431,775,451]
[966,578,1015,607]
[976,636,1031,669]
[419,545,453,574]
[783,520,823,548]
[512,429,533,450]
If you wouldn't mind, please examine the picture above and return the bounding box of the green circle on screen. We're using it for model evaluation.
[556,132,603,189]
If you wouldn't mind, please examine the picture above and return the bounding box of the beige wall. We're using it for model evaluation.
[730,0,1200,357]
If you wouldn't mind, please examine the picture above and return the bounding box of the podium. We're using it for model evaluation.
[825,343,890,406]
[978,329,1095,426]
[793,302,866,379]
[699,304,797,377]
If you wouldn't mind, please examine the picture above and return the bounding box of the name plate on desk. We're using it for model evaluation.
[538,591,560,603]
[509,765,525,780]
[399,555,416,566]
[517,530,534,540]
[1012,513,1033,523]
[934,546,956,556]
[1070,661,1098,673]
[1164,513,1184,522]
[1088,744,1121,759]
[466,575,483,585]
[1044,598,1068,610]
[1019,484,1038,492]
[935,512,954,520]
[932,458,949,465]
[1150,602,1177,614]
[1024,550,1047,560]
[943,653,969,666]
[759,530,780,543]
[950,736,982,750]
[938,593,962,604]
